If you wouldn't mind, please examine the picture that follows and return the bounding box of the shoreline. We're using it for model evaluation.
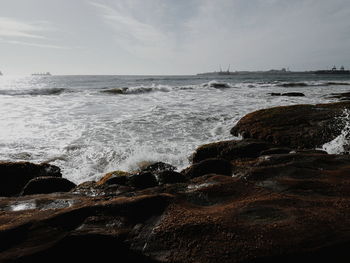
[1,97,350,262]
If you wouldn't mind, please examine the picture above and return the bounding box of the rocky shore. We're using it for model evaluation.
[1,101,350,262]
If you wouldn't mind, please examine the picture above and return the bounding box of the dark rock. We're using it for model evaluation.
[282,92,305,97]
[128,172,158,189]
[209,82,230,89]
[279,82,308,87]
[0,162,62,197]
[325,82,350,86]
[157,171,187,184]
[0,192,172,262]
[140,162,176,173]
[191,140,237,163]
[97,171,130,186]
[327,91,350,101]
[1,150,350,262]
[104,175,128,186]
[21,177,76,195]
[239,152,350,197]
[295,149,328,154]
[184,158,233,178]
[231,101,350,149]
[71,181,98,193]
[260,147,292,155]
[72,181,133,197]
[192,139,275,163]
[269,92,305,97]
[101,88,126,94]
[220,139,275,160]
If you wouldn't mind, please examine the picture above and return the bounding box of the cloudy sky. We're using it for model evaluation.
[1,0,350,75]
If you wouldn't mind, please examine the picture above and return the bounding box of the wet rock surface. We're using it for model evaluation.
[21,177,76,196]
[231,101,350,149]
[269,92,305,97]
[327,91,350,101]
[1,102,350,262]
[0,162,62,197]
[183,158,233,178]
[192,139,276,163]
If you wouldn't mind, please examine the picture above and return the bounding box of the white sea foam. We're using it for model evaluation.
[10,201,36,211]
[322,109,350,154]
[1,75,349,183]
[101,84,172,95]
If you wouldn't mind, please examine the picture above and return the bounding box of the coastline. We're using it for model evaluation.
[1,95,350,262]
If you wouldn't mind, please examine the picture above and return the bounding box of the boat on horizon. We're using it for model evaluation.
[31,72,52,76]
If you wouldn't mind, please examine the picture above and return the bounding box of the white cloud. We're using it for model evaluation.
[0,16,71,50]
[0,38,70,49]
[2,0,349,74]
[0,17,48,39]
[90,1,179,59]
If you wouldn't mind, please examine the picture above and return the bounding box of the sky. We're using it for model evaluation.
[1,0,350,75]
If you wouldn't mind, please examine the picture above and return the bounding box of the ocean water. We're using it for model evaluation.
[1,73,350,183]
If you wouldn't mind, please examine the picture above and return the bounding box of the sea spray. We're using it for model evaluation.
[2,75,350,184]
[322,109,350,154]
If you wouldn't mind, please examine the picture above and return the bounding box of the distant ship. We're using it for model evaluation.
[314,66,350,74]
[0,71,2,76]
[31,72,52,76]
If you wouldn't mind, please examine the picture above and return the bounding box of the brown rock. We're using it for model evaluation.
[0,192,172,262]
[97,171,131,186]
[191,140,238,163]
[139,162,177,173]
[0,162,62,197]
[231,101,350,149]
[192,139,276,163]
[184,158,233,178]
[157,171,187,185]
[128,172,158,189]
[260,147,292,155]
[1,151,350,262]
[21,177,76,196]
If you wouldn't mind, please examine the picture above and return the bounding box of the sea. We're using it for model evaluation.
[1,73,350,184]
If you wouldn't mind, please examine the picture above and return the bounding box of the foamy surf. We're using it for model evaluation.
[101,84,172,95]
[322,109,350,154]
[1,74,350,183]
[0,87,67,96]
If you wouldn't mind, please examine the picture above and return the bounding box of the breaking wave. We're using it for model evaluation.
[278,81,350,88]
[0,88,67,96]
[202,80,233,89]
[322,109,350,154]
[101,85,172,95]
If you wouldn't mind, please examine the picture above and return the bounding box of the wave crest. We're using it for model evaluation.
[101,85,172,95]
[0,88,66,96]
[278,81,350,88]
[202,80,232,89]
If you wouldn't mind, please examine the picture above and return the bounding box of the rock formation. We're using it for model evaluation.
[1,101,350,262]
